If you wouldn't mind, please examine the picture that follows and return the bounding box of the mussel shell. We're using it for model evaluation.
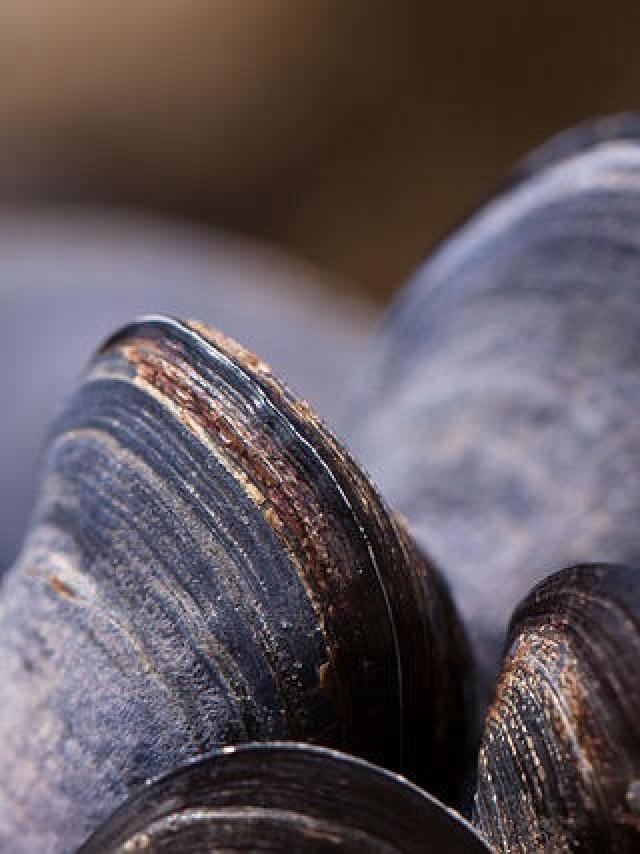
[0,211,372,571]
[474,563,640,852]
[79,743,492,853]
[345,113,640,696]
[0,316,470,850]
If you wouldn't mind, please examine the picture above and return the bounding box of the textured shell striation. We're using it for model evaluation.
[0,317,471,851]
[474,563,640,852]
[79,743,492,853]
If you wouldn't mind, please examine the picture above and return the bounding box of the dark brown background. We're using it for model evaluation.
[1,1,638,297]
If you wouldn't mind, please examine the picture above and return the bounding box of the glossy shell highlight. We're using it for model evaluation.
[79,743,492,853]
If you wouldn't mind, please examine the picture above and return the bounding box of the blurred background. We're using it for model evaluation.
[1,1,639,569]
[2,0,640,298]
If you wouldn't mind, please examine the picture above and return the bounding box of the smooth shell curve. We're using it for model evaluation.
[79,743,492,853]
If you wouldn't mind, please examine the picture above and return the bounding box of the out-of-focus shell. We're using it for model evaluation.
[345,114,640,696]
[474,564,640,852]
[79,743,492,853]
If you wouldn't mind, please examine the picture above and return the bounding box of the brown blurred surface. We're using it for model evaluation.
[1,2,639,297]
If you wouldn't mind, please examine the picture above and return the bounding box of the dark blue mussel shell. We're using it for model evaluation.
[346,114,640,701]
[79,743,492,853]
[0,317,471,852]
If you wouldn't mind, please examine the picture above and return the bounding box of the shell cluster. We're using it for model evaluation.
[0,114,639,852]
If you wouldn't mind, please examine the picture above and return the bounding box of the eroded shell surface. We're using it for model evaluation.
[474,564,640,852]
[0,317,471,851]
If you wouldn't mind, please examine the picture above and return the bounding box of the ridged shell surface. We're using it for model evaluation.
[79,743,492,853]
[474,564,640,852]
[0,317,470,852]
